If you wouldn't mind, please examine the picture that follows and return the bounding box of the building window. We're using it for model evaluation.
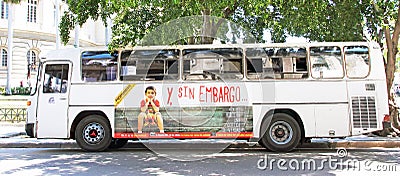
[1,48,7,67]
[27,50,37,70]
[0,1,8,19]
[27,0,37,23]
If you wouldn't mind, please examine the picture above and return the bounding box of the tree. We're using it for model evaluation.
[364,0,400,133]
[60,0,273,49]
[265,1,366,42]
[59,0,368,46]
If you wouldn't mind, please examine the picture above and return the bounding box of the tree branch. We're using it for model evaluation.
[210,1,240,40]
[223,0,239,18]
[391,0,400,54]
[384,17,395,98]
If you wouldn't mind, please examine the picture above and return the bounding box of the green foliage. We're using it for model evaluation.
[58,0,396,49]
[364,0,399,42]
[59,0,114,45]
[265,1,366,42]
[1,87,31,95]
[59,11,76,45]
[109,5,163,48]
[3,0,22,3]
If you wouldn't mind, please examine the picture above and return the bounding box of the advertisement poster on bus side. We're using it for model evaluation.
[114,83,253,139]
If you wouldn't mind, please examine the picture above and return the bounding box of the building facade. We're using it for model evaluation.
[0,0,107,89]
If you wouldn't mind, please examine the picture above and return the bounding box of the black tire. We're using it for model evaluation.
[259,113,301,152]
[25,123,35,138]
[75,115,112,152]
[108,139,128,149]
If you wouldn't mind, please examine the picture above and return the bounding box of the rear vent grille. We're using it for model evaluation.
[351,96,377,128]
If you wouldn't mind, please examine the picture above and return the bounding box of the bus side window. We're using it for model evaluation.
[81,51,118,82]
[43,64,69,93]
[120,49,179,81]
[43,74,54,93]
[183,48,243,81]
[344,46,370,78]
[310,46,343,79]
[246,47,307,79]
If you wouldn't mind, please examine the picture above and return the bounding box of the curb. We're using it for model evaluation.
[328,141,400,148]
[0,141,79,149]
[0,132,26,138]
[0,139,399,149]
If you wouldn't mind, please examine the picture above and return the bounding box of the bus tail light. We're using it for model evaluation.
[382,114,391,129]
[27,101,31,106]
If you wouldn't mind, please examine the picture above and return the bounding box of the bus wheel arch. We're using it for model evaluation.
[259,109,305,152]
[70,111,109,140]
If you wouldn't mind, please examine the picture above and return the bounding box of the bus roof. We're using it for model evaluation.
[123,41,377,50]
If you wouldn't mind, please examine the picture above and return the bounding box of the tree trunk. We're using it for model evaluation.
[383,2,400,133]
[200,3,238,44]
[385,27,395,97]
[201,9,214,44]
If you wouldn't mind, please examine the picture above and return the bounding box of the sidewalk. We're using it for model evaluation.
[1,122,400,149]
[0,122,26,138]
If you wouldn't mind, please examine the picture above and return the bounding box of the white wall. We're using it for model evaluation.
[0,0,107,88]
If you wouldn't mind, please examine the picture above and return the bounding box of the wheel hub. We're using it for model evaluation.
[83,122,105,144]
[89,130,98,138]
[274,127,285,138]
[269,121,293,145]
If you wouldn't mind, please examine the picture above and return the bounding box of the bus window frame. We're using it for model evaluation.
[309,46,345,79]
[119,49,180,82]
[245,46,308,80]
[80,50,118,82]
[343,45,371,79]
[182,48,244,81]
[30,61,43,96]
[42,63,70,94]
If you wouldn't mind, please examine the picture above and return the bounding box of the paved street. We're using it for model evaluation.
[0,147,399,176]
[1,122,400,176]
[2,122,400,149]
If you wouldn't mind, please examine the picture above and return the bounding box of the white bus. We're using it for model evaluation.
[25,42,390,152]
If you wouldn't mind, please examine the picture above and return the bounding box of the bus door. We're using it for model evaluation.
[36,62,71,138]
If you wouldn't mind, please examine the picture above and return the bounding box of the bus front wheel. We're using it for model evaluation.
[75,115,112,152]
[259,113,301,152]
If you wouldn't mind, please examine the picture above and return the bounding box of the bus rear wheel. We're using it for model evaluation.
[259,113,301,152]
[75,115,112,152]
